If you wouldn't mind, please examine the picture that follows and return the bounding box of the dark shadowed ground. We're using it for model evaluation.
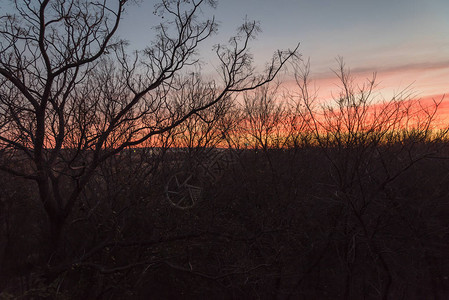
[1,143,448,299]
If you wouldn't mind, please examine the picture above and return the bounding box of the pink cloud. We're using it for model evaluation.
[282,60,449,106]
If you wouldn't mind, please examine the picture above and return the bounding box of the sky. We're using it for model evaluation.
[1,0,446,102]
[118,0,448,110]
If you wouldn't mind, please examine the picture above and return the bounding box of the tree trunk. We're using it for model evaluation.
[37,177,65,255]
[48,213,65,254]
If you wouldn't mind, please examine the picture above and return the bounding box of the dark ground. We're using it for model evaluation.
[1,144,448,299]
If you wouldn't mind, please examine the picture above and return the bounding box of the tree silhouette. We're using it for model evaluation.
[0,0,298,247]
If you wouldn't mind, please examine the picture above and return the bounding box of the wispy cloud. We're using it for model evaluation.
[351,60,449,76]
[287,60,449,102]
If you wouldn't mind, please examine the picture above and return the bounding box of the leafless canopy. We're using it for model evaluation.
[0,0,299,241]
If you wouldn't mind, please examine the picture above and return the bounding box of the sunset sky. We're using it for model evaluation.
[115,0,448,115]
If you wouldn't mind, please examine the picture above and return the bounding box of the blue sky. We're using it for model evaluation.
[2,0,446,96]
[120,1,447,63]
[118,0,448,99]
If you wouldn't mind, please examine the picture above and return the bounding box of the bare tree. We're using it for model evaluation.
[241,84,284,150]
[292,58,447,299]
[0,0,298,248]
